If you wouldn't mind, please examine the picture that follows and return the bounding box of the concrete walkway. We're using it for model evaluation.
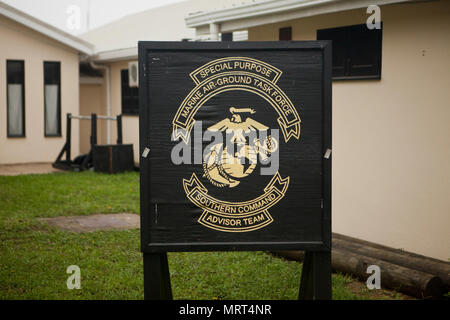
[40,213,140,232]
[0,162,63,176]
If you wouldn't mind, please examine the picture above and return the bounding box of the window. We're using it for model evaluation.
[6,60,25,137]
[317,23,382,80]
[279,27,292,40]
[44,62,61,136]
[221,32,233,41]
[121,69,139,115]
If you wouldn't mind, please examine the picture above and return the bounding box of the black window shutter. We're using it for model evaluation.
[121,69,139,115]
[44,62,60,84]
[221,32,233,41]
[7,61,25,84]
[43,61,61,136]
[317,28,348,78]
[279,27,292,41]
[6,60,25,137]
[317,23,382,79]
[346,24,382,78]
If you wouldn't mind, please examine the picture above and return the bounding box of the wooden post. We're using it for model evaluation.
[299,250,332,300]
[90,113,97,147]
[143,252,172,300]
[116,114,123,144]
[80,114,97,170]
[299,251,314,299]
[66,113,71,162]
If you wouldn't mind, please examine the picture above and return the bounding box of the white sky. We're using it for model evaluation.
[2,0,185,35]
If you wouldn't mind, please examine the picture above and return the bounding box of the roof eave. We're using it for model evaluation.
[186,0,419,32]
[0,2,94,55]
[90,47,138,63]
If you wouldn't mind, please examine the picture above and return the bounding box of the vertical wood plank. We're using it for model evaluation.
[299,250,332,300]
[116,114,123,144]
[143,253,172,300]
[322,40,332,250]
[90,113,97,147]
[312,250,332,300]
[299,251,314,300]
[160,252,173,299]
[66,113,71,161]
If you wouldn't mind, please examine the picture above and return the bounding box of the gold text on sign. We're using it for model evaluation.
[173,57,301,232]
[183,172,289,232]
[172,57,301,144]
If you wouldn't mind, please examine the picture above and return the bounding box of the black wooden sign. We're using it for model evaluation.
[138,41,332,299]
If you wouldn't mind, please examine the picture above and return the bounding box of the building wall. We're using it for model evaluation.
[0,16,80,164]
[79,83,104,154]
[248,1,450,261]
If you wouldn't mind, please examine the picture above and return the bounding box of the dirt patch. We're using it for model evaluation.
[0,163,64,176]
[345,277,415,300]
[40,213,139,232]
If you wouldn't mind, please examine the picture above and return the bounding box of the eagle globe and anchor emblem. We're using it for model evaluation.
[172,57,302,232]
[203,107,278,188]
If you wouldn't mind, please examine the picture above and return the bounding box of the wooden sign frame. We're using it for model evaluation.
[138,41,332,300]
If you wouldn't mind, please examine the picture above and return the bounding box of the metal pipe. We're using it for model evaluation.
[70,115,92,120]
[97,115,117,120]
[69,115,118,121]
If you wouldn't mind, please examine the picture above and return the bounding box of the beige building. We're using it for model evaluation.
[0,2,93,164]
[186,0,450,261]
[1,0,448,261]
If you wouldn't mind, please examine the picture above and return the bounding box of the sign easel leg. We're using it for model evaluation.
[143,252,173,300]
[298,250,331,300]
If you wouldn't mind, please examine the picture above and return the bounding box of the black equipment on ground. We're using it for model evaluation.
[93,144,134,174]
[53,113,132,173]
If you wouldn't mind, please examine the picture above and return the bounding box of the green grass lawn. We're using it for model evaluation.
[0,171,400,300]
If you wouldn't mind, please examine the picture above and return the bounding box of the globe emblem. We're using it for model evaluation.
[203,107,278,188]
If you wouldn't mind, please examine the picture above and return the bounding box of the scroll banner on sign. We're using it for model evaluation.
[183,172,290,232]
[172,57,301,144]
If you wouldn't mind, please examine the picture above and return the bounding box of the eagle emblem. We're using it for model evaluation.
[203,107,278,188]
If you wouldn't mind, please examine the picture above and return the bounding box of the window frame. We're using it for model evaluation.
[317,23,383,81]
[43,61,62,137]
[6,60,26,138]
[279,27,292,41]
[121,68,139,116]
[221,32,233,42]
